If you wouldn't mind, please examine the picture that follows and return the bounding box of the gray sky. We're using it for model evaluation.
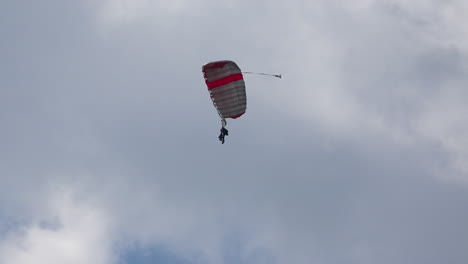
[1,0,468,263]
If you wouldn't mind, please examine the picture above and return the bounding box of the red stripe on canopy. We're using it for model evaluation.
[206,73,244,90]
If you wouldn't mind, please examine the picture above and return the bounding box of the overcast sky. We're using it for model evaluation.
[1,0,468,263]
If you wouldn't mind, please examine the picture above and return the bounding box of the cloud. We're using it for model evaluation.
[96,0,198,27]
[260,0,468,181]
[0,190,115,264]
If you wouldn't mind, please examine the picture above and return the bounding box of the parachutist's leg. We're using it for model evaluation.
[218,134,225,144]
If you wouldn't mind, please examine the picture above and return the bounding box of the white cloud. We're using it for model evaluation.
[0,190,115,264]
[97,0,196,27]
[265,0,468,181]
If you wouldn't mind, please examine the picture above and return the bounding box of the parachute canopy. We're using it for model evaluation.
[202,60,246,120]
[202,60,280,144]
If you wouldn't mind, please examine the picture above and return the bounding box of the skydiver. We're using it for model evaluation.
[218,127,229,144]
